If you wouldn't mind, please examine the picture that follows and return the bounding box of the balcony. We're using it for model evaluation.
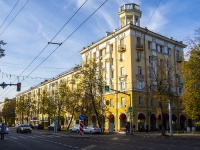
[69,79,75,84]
[176,56,182,62]
[136,43,144,51]
[118,45,126,53]
[136,74,144,80]
[83,63,89,67]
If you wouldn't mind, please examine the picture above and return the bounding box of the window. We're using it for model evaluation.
[167,48,171,55]
[120,53,124,61]
[121,97,125,107]
[137,66,142,75]
[111,84,114,90]
[111,58,114,65]
[151,98,155,106]
[111,70,114,78]
[121,67,125,76]
[110,44,113,52]
[110,99,114,107]
[156,44,160,52]
[99,50,102,56]
[137,52,141,61]
[160,45,163,53]
[139,97,143,106]
[148,41,152,49]
[137,37,141,44]
[137,81,144,89]
[120,81,126,90]
[120,39,124,46]
[149,56,152,64]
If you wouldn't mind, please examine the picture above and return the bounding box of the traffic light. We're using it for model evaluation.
[17,82,21,91]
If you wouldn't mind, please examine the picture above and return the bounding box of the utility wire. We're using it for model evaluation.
[0,0,29,36]
[0,0,108,99]
[146,0,161,27]
[13,0,88,80]
[0,0,88,99]
[26,0,108,78]
[0,0,19,29]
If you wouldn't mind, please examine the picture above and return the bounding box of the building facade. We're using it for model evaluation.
[16,3,186,131]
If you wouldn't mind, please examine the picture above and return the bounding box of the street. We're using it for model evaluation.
[0,128,200,150]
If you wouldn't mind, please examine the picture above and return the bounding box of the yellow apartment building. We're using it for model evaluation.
[16,3,186,132]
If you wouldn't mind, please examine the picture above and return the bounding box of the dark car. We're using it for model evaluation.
[34,124,44,129]
[16,124,32,133]
[48,123,61,131]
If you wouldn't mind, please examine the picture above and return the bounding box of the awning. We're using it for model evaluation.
[108,114,114,120]
[172,115,177,121]
[138,113,146,119]
[180,115,186,120]
[119,113,126,120]
[150,114,156,120]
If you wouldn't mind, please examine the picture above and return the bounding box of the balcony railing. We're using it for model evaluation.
[136,43,144,51]
[176,56,182,62]
[118,45,126,53]
[69,79,75,84]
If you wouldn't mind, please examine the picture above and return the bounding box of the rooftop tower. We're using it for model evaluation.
[118,3,142,27]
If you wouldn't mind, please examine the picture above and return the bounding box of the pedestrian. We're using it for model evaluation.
[146,124,148,133]
[125,123,129,135]
[133,124,136,132]
[0,123,6,139]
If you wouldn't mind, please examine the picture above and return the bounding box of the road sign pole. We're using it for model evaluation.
[79,120,84,136]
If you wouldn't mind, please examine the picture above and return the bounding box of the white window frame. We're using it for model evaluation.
[121,97,125,107]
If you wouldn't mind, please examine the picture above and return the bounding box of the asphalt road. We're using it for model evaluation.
[1,128,200,150]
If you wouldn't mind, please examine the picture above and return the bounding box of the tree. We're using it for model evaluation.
[2,98,16,125]
[182,28,200,121]
[39,89,56,126]
[149,56,176,136]
[80,60,106,128]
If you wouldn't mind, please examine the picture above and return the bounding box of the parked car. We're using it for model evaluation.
[84,125,101,134]
[16,124,32,133]
[34,124,44,129]
[69,124,80,133]
[48,123,61,131]
[0,124,9,134]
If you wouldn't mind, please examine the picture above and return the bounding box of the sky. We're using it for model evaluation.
[0,0,199,102]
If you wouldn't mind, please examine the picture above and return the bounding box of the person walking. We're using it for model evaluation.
[125,123,129,135]
[146,124,149,133]
[0,123,6,139]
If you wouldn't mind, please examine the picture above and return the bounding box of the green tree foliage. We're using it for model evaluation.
[149,57,176,136]
[80,61,105,128]
[182,28,200,120]
[2,98,16,125]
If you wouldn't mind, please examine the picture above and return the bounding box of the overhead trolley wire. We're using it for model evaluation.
[0,0,29,36]
[0,0,88,99]
[0,0,19,29]
[27,0,108,78]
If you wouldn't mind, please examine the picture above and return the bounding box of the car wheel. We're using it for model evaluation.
[90,131,93,134]
[76,129,79,133]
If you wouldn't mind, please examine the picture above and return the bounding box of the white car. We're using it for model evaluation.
[83,125,101,134]
[70,124,80,133]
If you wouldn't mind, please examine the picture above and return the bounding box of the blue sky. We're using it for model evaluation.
[0,0,199,102]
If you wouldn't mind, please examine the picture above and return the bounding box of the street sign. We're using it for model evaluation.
[104,85,109,92]
[79,114,84,120]
[128,107,133,112]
